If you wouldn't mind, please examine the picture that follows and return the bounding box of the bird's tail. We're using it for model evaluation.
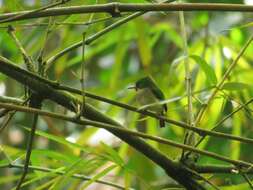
[159,119,165,128]
[159,108,167,128]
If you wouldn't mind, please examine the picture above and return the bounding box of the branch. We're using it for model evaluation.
[15,94,43,190]
[0,0,70,24]
[0,56,204,189]
[179,7,197,161]
[7,26,35,72]
[0,95,23,104]
[1,3,253,22]
[194,164,253,174]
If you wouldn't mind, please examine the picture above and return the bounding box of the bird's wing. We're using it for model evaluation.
[150,85,165,100]
[150,86,167,112]
[163,104,167,112]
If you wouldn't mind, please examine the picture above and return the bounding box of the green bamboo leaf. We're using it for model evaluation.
[34,178,58,190]
[5,0,20,11]
[222,82,251,91]
[231,113,241,160]
[31,149,79,164]
[190,55,217,85]
[221,182,250,190]
[0,175,24,185]
[152,23,183,48]
[10,168,64,190]
[21,126,89,153]
[80,164,117,190]
[135,19,152,67]
[52,158,85,190]
[110,28,128,89]
[100,142,124,167]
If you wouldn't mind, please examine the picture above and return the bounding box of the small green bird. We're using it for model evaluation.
[129,76,167,128]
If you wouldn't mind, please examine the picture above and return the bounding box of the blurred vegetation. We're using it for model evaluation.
[1,0,253,189]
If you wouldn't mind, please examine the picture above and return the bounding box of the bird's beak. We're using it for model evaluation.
[128,86,137,91]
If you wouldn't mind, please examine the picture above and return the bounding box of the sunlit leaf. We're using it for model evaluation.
[231,113,241,160]
[80,164,117,190]
[135,19,152,67]
[100,142,124,167]
[222,82,251,91]
[52,159,85,190]
[190,55,218,85]
[21,126,90,153]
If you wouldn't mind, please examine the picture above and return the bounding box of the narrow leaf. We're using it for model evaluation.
[100,142,125,167]
[135,19,152,67]
[222,82,251,91]
[81,164,117,190]
[190,55,217,85]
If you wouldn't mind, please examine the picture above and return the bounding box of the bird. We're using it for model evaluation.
[128,76,167,127]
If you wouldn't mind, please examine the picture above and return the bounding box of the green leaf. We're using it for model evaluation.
[34,178,59,190]
[222,82,251,91]
[21,126,89,153]
[52,158,85,190]
[80,164,117,190]
[151,23,183,48]
[231,113,241,160]
[100,142,124,167]
[110,28,128,89]
[135,19,152,67]
[190,55,217,85]
[10,168,65,190]
[31,149,79,164]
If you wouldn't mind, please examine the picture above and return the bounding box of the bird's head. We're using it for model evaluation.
[128,76,155,91]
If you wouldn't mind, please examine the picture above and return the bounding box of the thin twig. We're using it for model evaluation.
[15,95,42,190]
[193,164,253,174]
[0,97,29,134]
[7,26,35,72]
[1,3,253,22]
[15,114,39,189]
[0,95,24,104]
[242,173,253,189]
[78,1,98,116]
[79,32,86,117]
[0,16,121,29]
[0,145,13,163]
[37,13,54,77]
[179,8,196,160]
[0,0,70,24]
[188,169,220,190]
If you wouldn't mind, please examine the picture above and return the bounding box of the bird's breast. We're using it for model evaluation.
[136,88,163,113]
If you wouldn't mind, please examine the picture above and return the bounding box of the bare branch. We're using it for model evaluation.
[0,3,253,23]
